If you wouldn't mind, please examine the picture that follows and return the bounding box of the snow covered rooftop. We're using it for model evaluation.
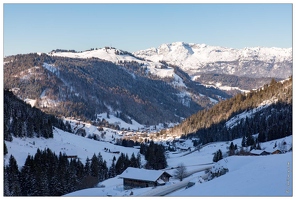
[119,167,171,182]
[250,149,269,155]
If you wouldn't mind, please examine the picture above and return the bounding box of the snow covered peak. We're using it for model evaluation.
[47,42,292,79]
[134,42,292,78]
[48,47,174,78]
[49,47,137,63]
[135,42,291,63]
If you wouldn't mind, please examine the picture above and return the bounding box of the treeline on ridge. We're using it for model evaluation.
[169,77,292,144]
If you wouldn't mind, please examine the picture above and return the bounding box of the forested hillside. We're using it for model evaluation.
[169,77,292,144]
[4,53,220,125]
[4,90,71,141]
[194,73,278,94]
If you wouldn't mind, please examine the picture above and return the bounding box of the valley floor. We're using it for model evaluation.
[4,125,292,197]
[65,135,293,197]
[64,152,292,197]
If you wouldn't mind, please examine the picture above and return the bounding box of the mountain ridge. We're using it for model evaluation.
[166,77,292,144]
[3,42,291,126]
[134,42,292,79]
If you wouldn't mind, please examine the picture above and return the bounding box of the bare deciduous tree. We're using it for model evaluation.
[174,163,187,181]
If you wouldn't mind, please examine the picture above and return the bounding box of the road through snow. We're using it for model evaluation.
[136,165,213,196]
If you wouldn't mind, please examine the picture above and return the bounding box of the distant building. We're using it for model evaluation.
[271,149,282,155]
[250,149,270,156]
[66,155,78,159]
[119,167,172,190]
[177,146,191,152]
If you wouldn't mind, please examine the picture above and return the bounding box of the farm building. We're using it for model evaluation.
[271,149,282,154]
[119,167,172,190]
[250,149,270,156]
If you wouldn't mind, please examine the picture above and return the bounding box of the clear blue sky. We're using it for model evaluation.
[3,3,293,56]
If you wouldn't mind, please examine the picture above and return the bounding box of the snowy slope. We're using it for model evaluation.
[4,127,141,168]
[5,118,292,197]
[225,97,278,129]
[134,42,292,78]
[62,135,292,196]
[49,47,178,79]
[50,48,142,63]
[169,152,292,196]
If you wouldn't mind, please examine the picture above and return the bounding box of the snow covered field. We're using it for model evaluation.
[49,47,180,80]
[4,127,141,168]
[4,121,293,196]
[169,152,293,196]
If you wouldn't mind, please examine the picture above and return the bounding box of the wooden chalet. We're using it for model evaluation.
[119,167,172,190]
[250,149,270,156]
[271,149,282,154]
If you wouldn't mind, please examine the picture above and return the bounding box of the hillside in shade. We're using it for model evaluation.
[167,77,292,144]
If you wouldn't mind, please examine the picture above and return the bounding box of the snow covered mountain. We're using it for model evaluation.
[3,42,291,127]
[4,70,292,197]
[49,47,173,79]
[134,42,292,79]
[4,51,231,126]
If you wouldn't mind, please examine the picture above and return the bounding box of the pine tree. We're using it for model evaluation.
[130,153,137,168]
[246,133,255,147]
[241,135,246,147]
[56,152,69,196]
[20,155,36,196]
[136,152,141,168]
[213,151,218,162]
[90,154,99,179]
[155,145,167,169]
[4,166,11,196]
[115,153,126,175]
[258,131,266,143]
[228,142,235,156]
[213,149,223,162]
[97,153,108,182]
[7,155,22,196]
[108,156,116,178]
[84,157,91,176]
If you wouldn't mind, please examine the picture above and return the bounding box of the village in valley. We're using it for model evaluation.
[5,111,292,196]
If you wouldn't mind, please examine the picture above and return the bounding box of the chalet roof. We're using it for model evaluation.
[119,167,171,182]
[177,146,190,150]
[264,146,282,154]
[250,149,269,155]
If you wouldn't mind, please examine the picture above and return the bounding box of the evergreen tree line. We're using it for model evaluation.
[4,148,141,196]
[171,77,292,141]
[184,101,292,146]
[4,90,72,142]
[213,149,223,162]
[118,138,141,147]
[196,73,278,91]
[140,141,167,170]
[115,139,168,170]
